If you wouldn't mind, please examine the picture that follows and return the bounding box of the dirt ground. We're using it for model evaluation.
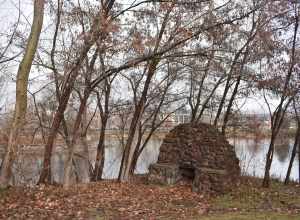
[0,177,299,220]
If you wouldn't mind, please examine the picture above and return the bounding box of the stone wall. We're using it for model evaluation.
[148,123,240,194]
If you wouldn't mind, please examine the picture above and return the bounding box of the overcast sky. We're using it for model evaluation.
[0,0,280,115]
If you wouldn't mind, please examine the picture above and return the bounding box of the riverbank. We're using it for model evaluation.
[0,176,299,219]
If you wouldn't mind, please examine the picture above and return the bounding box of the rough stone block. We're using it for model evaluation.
[148,163,181,185]
[150,122,240,194]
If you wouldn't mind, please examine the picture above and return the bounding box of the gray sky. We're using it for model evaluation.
[0,0,279,115]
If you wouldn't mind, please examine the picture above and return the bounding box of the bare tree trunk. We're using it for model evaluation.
[63,90,90,188]
[284,124,300,184]
[213,72,233,126]
[30,92,46,144]
[221,75,241,134]
[213,27,255,127]
[262,14,298,187]
[221,49,249,134]
[38,37,100,185]
[285,101,300,185]
[298,140,300,184]
[92,117,107,181]
[118,58,160,182]
[92,77,112,181]
[189,70,207,122]
[129,124,143,175]
[129,98,181,174]
[79,136,91,182]
[118,5,174,182]
[221,17,258,133]
[262,98,293,187]
[196,77,224,122]
[0,0,44,187]
[79,106,91,182]
[262,133,276,187]
[38,1,116,184]
[63,43,99,187]
[38,90,74,184]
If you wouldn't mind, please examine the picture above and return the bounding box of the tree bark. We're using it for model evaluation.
[80,105,92,182]
[284,123,300,185]
[38,1,117,184]
[189,53,214,122]
[196,76,224,122]
[262,133,276,187]
[129,124,143,175]
[213,29,255,127]
[38,30,102,185]
[118,4,173,182]
[118,58,159,182]
[262,14,298,187]
[92,77,112,181]
[298,139,300,184]
[92,117,107,181]
[213,71,233,126]
[0,0,44,187]
[63,90,91,188]
[221,49,249,134]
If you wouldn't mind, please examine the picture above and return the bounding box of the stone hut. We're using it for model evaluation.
[148,123,240,194]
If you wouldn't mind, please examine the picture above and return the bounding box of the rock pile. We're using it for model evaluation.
[148,123,240,194]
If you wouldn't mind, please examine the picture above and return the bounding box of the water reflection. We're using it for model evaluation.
[0,137,299,185]
[274,139,291,163]
[231,138,299,182]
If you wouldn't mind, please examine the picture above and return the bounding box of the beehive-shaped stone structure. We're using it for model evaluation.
[148,123,240,194]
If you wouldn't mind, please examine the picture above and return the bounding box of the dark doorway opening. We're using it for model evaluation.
[179,164,195,180]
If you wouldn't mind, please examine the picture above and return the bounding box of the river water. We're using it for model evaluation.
[232,138,299,181]
[0,137,299,185]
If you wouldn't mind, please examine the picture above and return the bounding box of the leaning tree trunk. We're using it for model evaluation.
[298,141,300,184]
[0,0,44,187]
[38,34,100,185]
[285,101,300,185]
[63,90,90,188]
[262,133,276,187]
[221,49,249,134]
[129,125,143,175]
[118,58,160,182]
[213,30,254,127]
[38,1,115,184]
[262,14,298,188]
[284,123,300,185]
[62,46,99,187]
[79,107,92,182]
[118,4,173,182]
[92,117,107,181]
[213,74,232,127]
[38,90,73,184]
[92,80,111,181]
